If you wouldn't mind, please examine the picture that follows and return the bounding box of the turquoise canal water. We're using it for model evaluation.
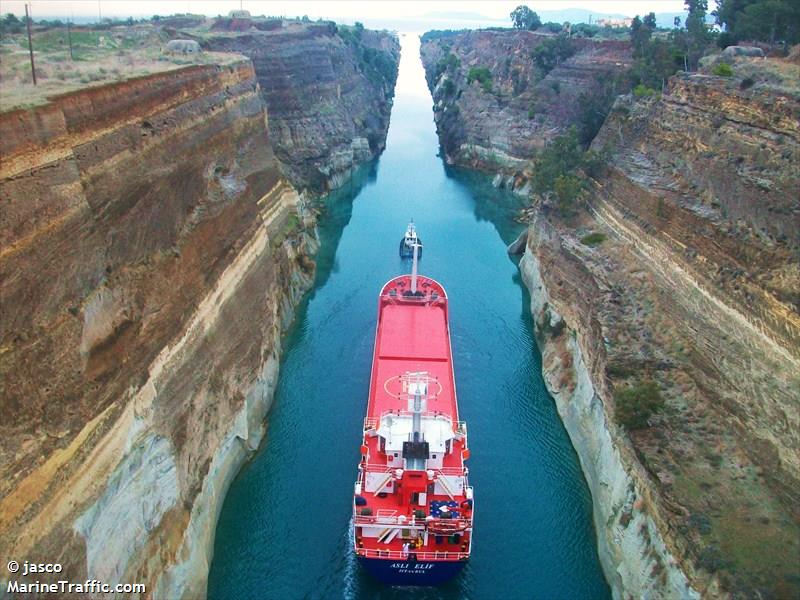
[208,35,610,600]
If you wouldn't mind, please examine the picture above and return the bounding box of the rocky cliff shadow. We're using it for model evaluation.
[441,163,526,249]
[282,161,380,351]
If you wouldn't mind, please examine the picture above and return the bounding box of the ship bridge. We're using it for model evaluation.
[372,372,465,471]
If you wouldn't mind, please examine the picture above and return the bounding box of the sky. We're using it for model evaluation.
[2,1,707,22]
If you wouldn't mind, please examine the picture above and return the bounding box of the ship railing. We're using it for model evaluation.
[361,463,393,473]
[437,466,467,477]
[377,409,455,425]
[370,412,468,445]
[355,548,469,561]
[353,514,425,527]
[380,291,440,303]
[360,463,467,476]
[353,512,472,529]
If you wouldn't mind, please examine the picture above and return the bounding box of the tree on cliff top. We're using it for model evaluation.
[510,5,542,30]
[714,0,800,46]
[1,13,23,34]
[684,0,711,68]
[630,13,657,57]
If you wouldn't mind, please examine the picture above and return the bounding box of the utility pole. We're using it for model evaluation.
[25,3,37,85]
[67,19,74,60]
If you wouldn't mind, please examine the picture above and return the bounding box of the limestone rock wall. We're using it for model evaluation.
[0,35,396,595]
[420,30,631,177]
[206,23,400,193]
[520,226,698,599]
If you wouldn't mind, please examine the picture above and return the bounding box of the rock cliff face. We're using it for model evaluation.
[206,23,399,193]
[0,27,398,596]
[424,30,799,600]
[420,30,631,181]
[565,66,799,597]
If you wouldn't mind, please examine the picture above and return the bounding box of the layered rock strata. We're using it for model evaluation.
[206,22,400,193]
[530,64,800,599]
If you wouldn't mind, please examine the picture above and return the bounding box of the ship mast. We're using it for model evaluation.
[411,242,419,293]
[412,383,422,441]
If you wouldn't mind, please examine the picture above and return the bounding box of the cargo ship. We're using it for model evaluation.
[353,233,473,586]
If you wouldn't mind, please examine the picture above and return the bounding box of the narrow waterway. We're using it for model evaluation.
[208,35,609,600]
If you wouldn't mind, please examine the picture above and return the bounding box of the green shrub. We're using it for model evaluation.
[532,127,584,194]
[531,35,576,76]
[652,198,665,220]
[420,29,469,44]
[553,174,583,215]
[581,232,606,246]
[527,106,537,120]
[582,148,610,179]
[712,62,734,77]
[697,545,728,573]
[467,66,492,93]
[441,78,456,96]
[284,213,300,234]
[434,52,460,80]
[444,52,460,71]
[615,380,664,430]
[633,84,658,98]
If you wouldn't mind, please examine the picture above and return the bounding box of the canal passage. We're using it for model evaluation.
[208,34,610,600]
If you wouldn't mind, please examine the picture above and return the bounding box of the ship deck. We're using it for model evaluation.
[354,274,472,564]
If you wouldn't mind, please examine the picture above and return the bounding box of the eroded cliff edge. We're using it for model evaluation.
[423,30,799,599]
[0,28,398,597]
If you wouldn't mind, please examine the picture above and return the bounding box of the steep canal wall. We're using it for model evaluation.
[519,220,698,599]
[423,30,799,599]
[0,26,398,596]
